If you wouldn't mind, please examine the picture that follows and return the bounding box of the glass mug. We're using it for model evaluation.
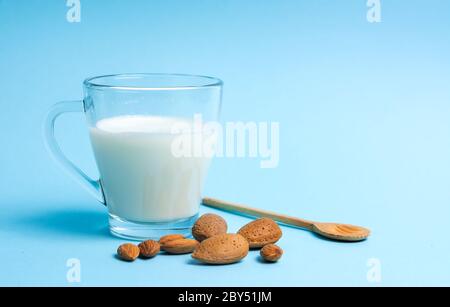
[44,73,223,240]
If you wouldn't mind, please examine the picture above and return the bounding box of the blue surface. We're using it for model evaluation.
[1,0,450,286]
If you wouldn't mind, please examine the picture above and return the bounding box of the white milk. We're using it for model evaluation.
[89,115,211,222]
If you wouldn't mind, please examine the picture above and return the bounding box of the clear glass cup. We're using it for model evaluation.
[44,73,223,240]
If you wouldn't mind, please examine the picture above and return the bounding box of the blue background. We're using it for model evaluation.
[1,0,450,286]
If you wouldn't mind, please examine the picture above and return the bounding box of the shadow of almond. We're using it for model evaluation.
[186,258,245,266]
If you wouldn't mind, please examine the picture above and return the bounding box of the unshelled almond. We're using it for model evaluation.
[138,240,160,258]
[192,213,228,241]
[192,233,249,264]
[260,244,283,262]
[238,218,282,248]
[161,238,199,254]
[117,243,140,261]
[159,234,185,246]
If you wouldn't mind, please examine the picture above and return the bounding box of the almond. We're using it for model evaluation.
[117,243,140,261]
[161,238,199,254]
[159,234,185,245]
[260,244,283,262]
[238,218,282,248]
[192,233,249,264]
[138,240,160,258]
[192,213,227,241]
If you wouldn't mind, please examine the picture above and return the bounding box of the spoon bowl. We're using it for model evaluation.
[311,223,370,241]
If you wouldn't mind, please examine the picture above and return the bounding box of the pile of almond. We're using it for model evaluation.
[116,214,284,264]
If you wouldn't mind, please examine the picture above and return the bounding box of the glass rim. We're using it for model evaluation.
[83,73,223,91]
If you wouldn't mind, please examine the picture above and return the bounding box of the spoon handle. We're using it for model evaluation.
[202,197,315,230]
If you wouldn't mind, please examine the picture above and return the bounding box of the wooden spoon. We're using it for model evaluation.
[202,197,370,242]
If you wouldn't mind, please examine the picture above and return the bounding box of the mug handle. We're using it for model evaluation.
[43,100,105,205]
